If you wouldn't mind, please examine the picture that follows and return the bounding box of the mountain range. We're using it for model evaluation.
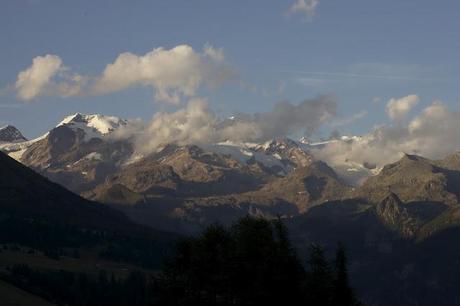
[2,113,460,235]
[0,114,366,230]
[3,113,460,304]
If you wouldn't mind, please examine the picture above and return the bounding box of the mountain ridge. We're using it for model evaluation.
[2,112,460,236]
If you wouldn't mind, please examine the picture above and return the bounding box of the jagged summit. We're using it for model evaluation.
[205,137,314,175]
[0,111,371,186]
[256,137,300,152]
[57,113,127,136]
[0,125,27,143]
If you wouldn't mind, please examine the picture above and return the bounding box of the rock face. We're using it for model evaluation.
[0,125,27,143]
[374,193,419,238]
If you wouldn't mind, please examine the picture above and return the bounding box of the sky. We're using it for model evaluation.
[1,0,460,140]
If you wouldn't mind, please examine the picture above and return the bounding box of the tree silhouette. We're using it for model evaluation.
[333,243,360,306]
[306,244,333,305]
[159,217,360,306]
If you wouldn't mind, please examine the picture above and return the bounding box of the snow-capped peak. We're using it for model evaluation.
[202,137,314,175]
[57,113,127,139]
[257,138,299,152]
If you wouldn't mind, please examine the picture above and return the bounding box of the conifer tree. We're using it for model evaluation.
[333,243,359,306]
[307,244,333,305]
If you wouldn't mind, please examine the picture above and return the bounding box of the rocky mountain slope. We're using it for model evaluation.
[354,153,460,205]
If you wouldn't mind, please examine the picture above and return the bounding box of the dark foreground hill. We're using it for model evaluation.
[0,151,180,304]
[0,149,177,232]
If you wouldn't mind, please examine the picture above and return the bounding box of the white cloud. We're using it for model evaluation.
[311,100,460,184]
[134,98,217,154]
[112,95,337,154]
[93,44,232,104]
[15,54,86,101]
[203,43,225,62]
[287,0,319,20]
[386,94,419,121]
[14,44,233,103]
[16,55,62,101]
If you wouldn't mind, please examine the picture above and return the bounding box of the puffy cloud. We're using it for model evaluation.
[92,44,233,104]
[16,55,62,101]
[15,54,86,101]
[15,54,62,101]
[14,44,233,103]
[311,100,460,184]
[386,94,419,121]
[287,0,319,20]
[135,98,218,154]
[113,95,337,154]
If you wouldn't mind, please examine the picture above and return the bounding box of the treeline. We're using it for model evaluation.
[2,216,360,306]
[159,216,360,306]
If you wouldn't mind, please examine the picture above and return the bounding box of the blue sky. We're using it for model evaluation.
[1,0,459,139]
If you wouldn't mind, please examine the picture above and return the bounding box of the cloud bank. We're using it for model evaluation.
[14,44,232,103]
[112,95,337,155]
[311,98,460,184]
